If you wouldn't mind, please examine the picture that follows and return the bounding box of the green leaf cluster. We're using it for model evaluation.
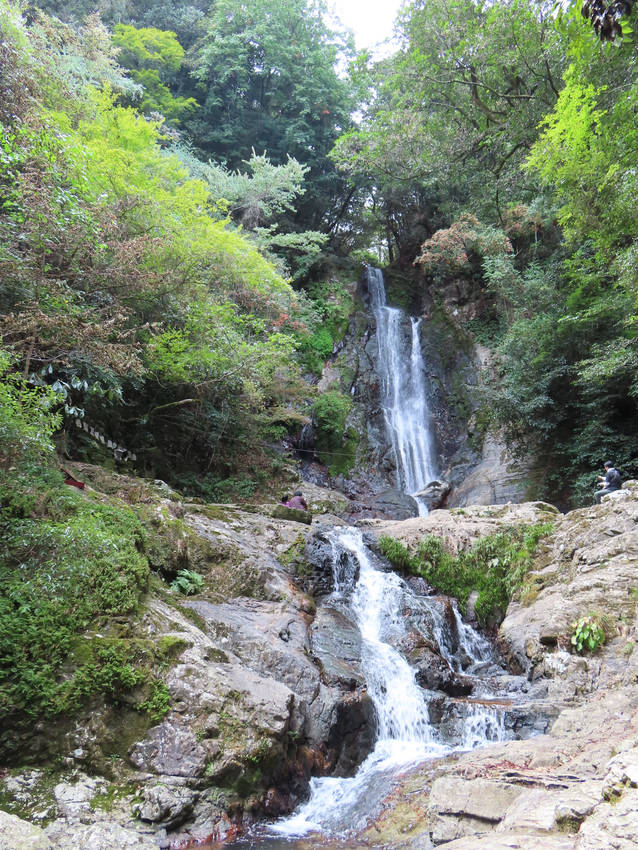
[570,615,605,653]
[379,523,553,628]
[112,24,198,123]
[170,569,204,596]
[136,680,171,722]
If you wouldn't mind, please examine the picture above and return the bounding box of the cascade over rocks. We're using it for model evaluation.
[0,469,377,847]
[353,483,638,848]
[3,468,638,848]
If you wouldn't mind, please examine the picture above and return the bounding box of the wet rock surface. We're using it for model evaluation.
[4,484,638,849]
[356,483,638,849]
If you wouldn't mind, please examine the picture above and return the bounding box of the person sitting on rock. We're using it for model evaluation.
[286,490,308,511]
[594,461,622,503]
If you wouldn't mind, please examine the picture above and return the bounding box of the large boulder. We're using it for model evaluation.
[446,431,532,508]
[44,821,159,850]
[303,526,359,597]
[499,482,638,676]
[0,810,53,850]
[415,479,451,510]
[370,488,419,520]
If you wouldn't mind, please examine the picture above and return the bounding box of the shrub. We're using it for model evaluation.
[313,390,356,475]
[170,569,204,596]
[0,350,152,720]
[137,680,171,723]
[379,522,553,628]
[297,326,334,374]
[570,615,605,653]
[313,390,352,446]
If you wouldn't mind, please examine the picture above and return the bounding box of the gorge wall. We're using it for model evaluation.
[306,266,531,517]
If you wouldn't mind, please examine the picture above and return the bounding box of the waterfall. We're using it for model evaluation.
[368,267,437,515]
[261,271,509,842]
[272,528,504,838]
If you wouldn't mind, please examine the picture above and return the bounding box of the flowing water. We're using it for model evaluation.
[218,269,511,845]
[367,267,437,515]
[270,527,504,838]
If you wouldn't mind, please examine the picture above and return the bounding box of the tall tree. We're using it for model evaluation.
[112,24,198,123]
[334,0,566,225]
[187,0,357,231]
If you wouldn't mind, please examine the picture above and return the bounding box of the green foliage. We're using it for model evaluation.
[332,0,566,232]
[464,314,506,347]
[183,150,310,229]
[137,680,171,722]
[0,350,62,516]
[487,34,638,503]
[570,615,605,653]
[0,350,185,725]
[313,390,351,444]
[312,389,356,475]
[0,490,150,718]
[112,24,198,123]
[0,348,158,721]
[299,325,334,374]
[376,536,414,570]
[379,523,553,628]
[0,2,314,493]
[253,227,329,282]
[188,0,357,231]
[62,642,146,710]
[295,280,353,373]
[170,569,204,596]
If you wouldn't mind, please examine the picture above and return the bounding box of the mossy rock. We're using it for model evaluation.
[271,505,313,525]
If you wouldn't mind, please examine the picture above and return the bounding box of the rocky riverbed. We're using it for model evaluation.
[357,483,638,849]
[1,476,637,849]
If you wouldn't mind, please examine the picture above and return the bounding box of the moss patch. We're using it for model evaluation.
[90,781,142,813]
[0,488,150,725]
[379,522,554,627]
[278,533,313,578]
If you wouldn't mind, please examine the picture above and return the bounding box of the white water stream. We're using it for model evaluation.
[272,527,504,837]
[368,267,437,515]
[268,269,505,839]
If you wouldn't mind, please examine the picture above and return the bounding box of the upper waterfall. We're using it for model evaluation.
[368,267,437,514]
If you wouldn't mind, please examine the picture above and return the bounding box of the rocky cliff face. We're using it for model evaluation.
[307,269,530,518]
[4,472,636,849]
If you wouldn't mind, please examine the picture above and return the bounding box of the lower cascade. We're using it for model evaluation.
[271,527,506,838]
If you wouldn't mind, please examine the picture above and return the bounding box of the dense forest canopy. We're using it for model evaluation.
[1,0,638,511]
